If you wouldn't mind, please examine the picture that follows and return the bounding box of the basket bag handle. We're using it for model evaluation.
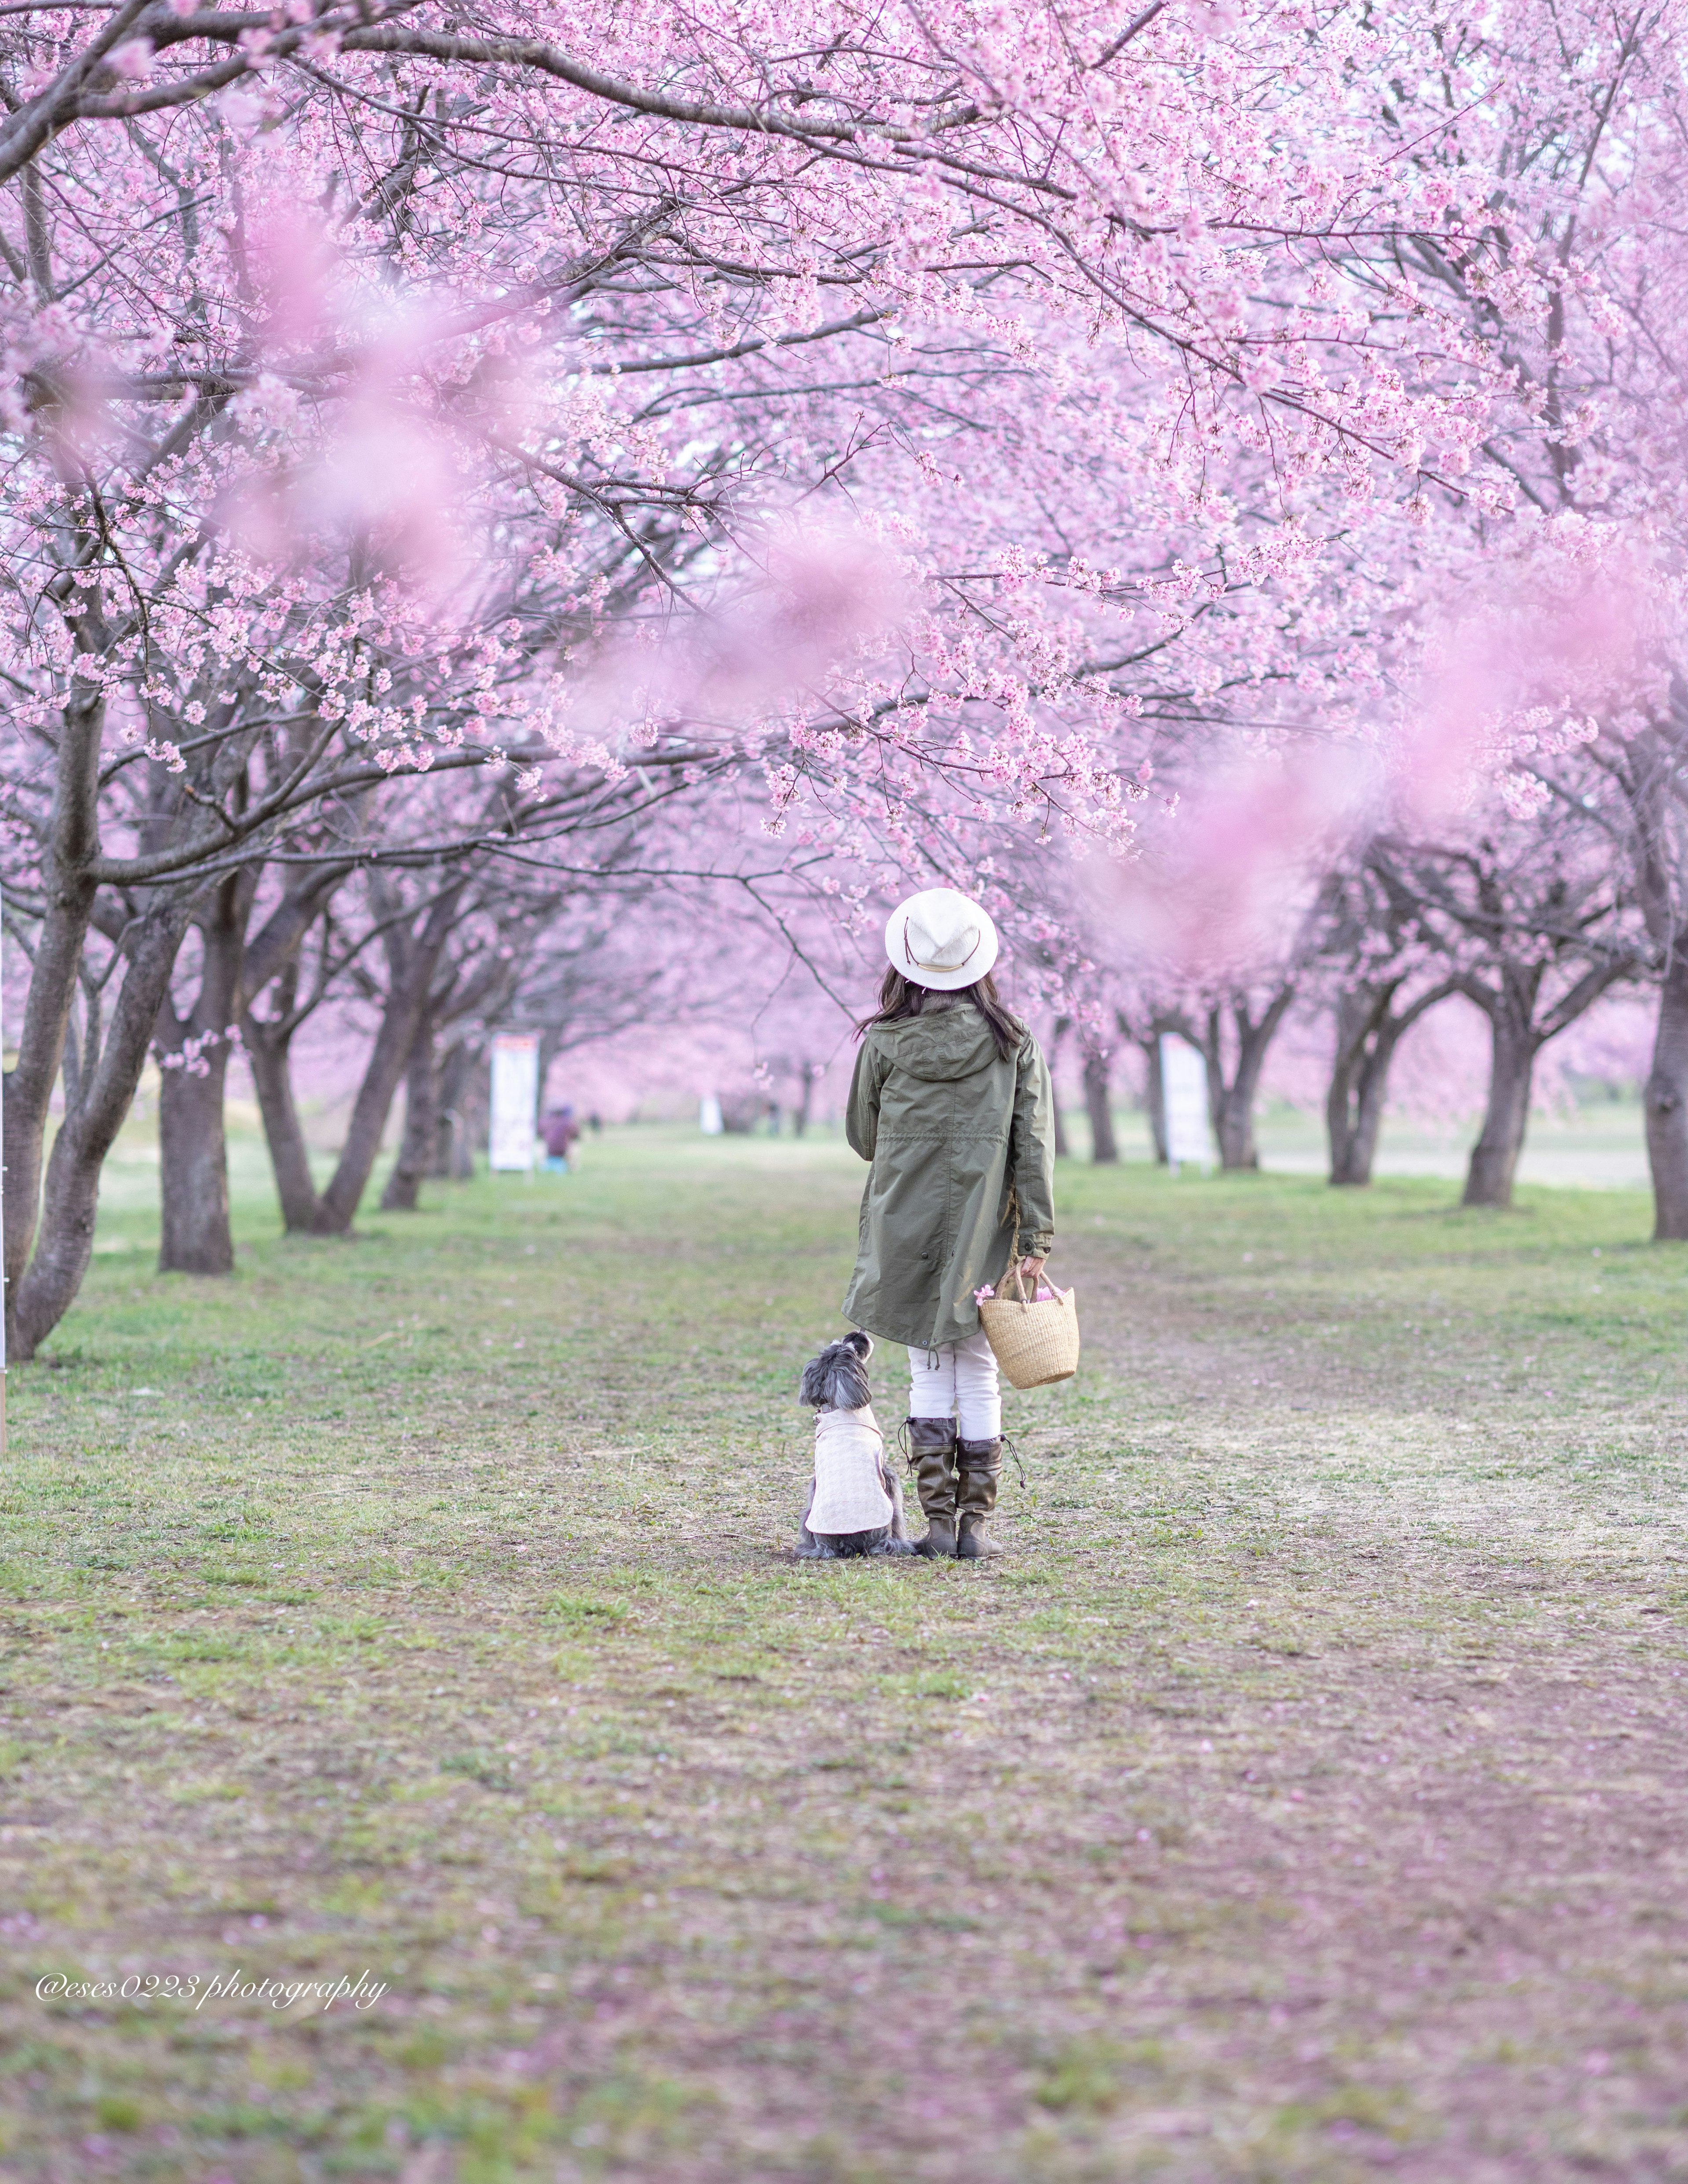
[992,1186,1057,1310]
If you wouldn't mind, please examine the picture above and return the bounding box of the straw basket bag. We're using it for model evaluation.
[979,1257,1080,1390]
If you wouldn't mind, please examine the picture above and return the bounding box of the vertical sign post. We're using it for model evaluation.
[488,1032,540,1174]
[1160,1036,1212,1174]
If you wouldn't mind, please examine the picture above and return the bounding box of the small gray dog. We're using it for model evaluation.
[797,1331,914,1559]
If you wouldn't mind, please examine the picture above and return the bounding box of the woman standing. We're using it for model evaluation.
[843,889,1056,1559]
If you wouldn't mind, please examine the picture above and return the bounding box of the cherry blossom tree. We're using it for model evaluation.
[1368,799,1642,1208]
[1305,867,1460,1188]
[10,0,1659,1354]
[380,858,739,1203]
[1326,0,1688,1224]
[155,860,344,1272]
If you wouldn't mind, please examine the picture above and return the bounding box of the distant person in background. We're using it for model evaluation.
[541,1104,580,1172]
[587,1111,603,1136]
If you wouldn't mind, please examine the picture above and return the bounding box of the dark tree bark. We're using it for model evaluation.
[315,881,467,1232]
[1457,958,1630,1209]
[1644,956,1688,1239]
[1604,720,1688,1239]
[1325,978,1458,1187]
[1197,987,1296,1172]
[3,665,105,1340]
[1048,1018,1070,1159]
[11,898,194,1359]
[1120,1014,1170,1163]
[155,872,252,1275]
[158,1055,236,1273]
[792,1062,822,1138]
[234,869,361,1233]
[380,1014,438,1211]
[1462,990,1540,1208]
[441,1044,480,1179]
[433,1037,480,1178]
[240,879,469,1236]
[1082,1047,1118,1164]
[1327,986,1391,1188]
[804,1069,822,1137]
[243,999,325,1234]
[537,1023,564,1123]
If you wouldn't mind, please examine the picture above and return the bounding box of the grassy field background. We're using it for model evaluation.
[1,1118,1686,2183]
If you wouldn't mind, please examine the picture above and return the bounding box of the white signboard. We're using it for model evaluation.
[699,1094,724,1136]
[489,1032,540,1171]
[1160,1035,1212,1170]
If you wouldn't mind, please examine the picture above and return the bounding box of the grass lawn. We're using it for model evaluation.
[2,1126,1687,2183]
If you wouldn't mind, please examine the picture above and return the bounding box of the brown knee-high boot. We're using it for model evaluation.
[905,1417,958,1558]
[956,1437,1005,1559]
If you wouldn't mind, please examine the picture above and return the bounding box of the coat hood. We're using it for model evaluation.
[869,1007,1004,1083]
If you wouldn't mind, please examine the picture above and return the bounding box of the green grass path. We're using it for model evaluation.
[1,1131,1686,2182]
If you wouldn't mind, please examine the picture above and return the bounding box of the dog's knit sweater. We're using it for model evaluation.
[809,1403,892,1534]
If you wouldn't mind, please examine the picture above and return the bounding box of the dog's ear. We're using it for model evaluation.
[832,1348,873,1410]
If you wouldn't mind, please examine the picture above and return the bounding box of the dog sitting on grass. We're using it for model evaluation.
[796,1331,913,1559]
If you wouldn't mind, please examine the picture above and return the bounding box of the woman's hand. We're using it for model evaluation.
[1019,1254,1046,1283]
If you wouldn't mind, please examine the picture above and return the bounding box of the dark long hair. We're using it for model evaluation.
[856,966,1025,1062]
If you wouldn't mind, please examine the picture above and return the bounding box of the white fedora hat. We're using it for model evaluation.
[885,887,1000,991]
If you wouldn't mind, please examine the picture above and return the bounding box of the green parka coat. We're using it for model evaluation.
[842,1001,1056,1351]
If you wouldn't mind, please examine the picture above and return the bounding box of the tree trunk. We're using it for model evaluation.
[434,1038,478,1178]
[314,884,466,1234]
[1082,1048,1118,1164]
[1213,1087,1259,1170]
[452,1053,483,1177]
[1462,1007,1537,1209]
[11,898,193,1360]
[1206,987,1296,1173]
[1140,1032,1168,1163]
[1326,985,1393,1188]
[447,1046,488,1178]
[242,1010,326,1234]
[1645,956,1688,1239]
[158,1055,236,1274]
[156,874,248,1275]
[380,1016,437,1211]
[793,1064,817,1138]
[2,876,95,1324]
[1047,1018,1070,1159]
[229,868,357,1233]
[2,696,103,1327]
[315,1003,420,1230]
[1333,1042,1395,1188]
[1326,979,1456,1188]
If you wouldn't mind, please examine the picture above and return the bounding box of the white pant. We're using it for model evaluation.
[908,1330,1001,1441]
